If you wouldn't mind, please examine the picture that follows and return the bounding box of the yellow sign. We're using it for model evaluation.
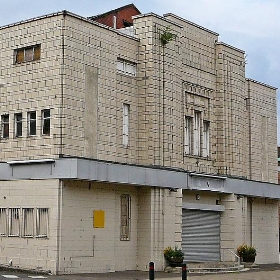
[93,210,105,228]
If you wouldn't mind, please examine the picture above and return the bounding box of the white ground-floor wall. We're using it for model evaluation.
[182,190,279,264]
[58,180,182,274]
[0,179,182,274]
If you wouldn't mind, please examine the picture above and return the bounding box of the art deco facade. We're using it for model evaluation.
[0,4,278,274]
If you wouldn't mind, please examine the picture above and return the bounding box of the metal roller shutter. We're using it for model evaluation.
[182,209,220,262]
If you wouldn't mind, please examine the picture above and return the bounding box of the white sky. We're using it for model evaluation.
[1,0,280,143]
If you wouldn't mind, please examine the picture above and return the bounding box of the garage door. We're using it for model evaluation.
[182,209,220,262]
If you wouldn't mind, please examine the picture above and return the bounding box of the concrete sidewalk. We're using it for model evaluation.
[53,264,280,280]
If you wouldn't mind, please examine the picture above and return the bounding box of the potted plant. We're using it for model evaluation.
[163,246,184,267]
[237,244,257,262]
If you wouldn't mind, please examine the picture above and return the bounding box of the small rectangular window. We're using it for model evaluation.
[42,109,50,135]
[8,208,20,237]
[23,208,34,237]
[28,111,36,136]
[36,208,48,238]
[123,104,130,147]
[14,45,41,64]
[15,113,23,137]
[120,194,131,241]
[117,59,136,76]
[2,115,9,139]
[0,208,7,236]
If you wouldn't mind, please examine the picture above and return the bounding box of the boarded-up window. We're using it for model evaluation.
[23,208,34,237]
[8,208,20,237]
[0,208,7,236]
[120,194,131,241]
[36,208,48,238]
[14,45,41,64]
[123,104,130,147]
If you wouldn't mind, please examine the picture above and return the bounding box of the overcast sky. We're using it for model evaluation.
[1,0,280,144]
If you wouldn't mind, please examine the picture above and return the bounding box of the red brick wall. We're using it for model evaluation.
[91,5,140,29]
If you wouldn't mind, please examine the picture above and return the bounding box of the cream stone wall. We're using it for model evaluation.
[59,181,181,273]
[0,179,59,273]
[0,16,63,161]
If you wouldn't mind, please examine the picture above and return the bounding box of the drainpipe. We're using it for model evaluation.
[247,81,252,179]
[59,11,66,157]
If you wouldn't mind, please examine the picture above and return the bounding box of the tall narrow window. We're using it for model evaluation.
[123,104,130,147]
[8,208,20,237]
[2,115,9,138]
[184,116,192,154]
[193,111,201,156]
[42,109,50,135]
[36,208,48,238]
[23,208,34,237]
[202,121,210,157]
[15,113,23,137]
[120,194,131,241]
[0,208,7,236]
[28,111,36,136]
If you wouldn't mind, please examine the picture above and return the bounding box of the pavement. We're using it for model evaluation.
[1,264,280,280]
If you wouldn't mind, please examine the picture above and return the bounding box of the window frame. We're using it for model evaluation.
[42,109,50,136]
[28,111,36,136]
[8,208,20,237]
[184,116,192,155]
[117,59,136,76]
[14,44,41,64]
[202,121,210,158]
[0,208,7,236]
[193,111,201,156]
[123,103,130,147]
[36,208,49,238]
[120,194,131,241]
[15,113,23,138]
[22,208,34,238]
[1,114,9,139]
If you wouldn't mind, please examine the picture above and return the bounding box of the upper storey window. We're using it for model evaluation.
[14,44,41,64]
[117,58,136,76]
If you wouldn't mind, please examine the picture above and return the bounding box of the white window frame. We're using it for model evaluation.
[8,208,20,237]
[42,109,50,136]
[193,111,201,156]
[23,208,34,238]
[28,111,36,136]
[123,103,130,147]
[0,208,7,236]
[117,59,136,76]
[184,116,192,154]
[36,208,48,238]
[15,113,23,137]
[202,121,210,158]
[120,194,131,241]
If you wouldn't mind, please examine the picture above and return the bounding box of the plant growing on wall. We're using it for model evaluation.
[160,26,177,45]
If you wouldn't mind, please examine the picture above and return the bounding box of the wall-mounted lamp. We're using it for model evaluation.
[237,195,244,200]
[196,194,200,200]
